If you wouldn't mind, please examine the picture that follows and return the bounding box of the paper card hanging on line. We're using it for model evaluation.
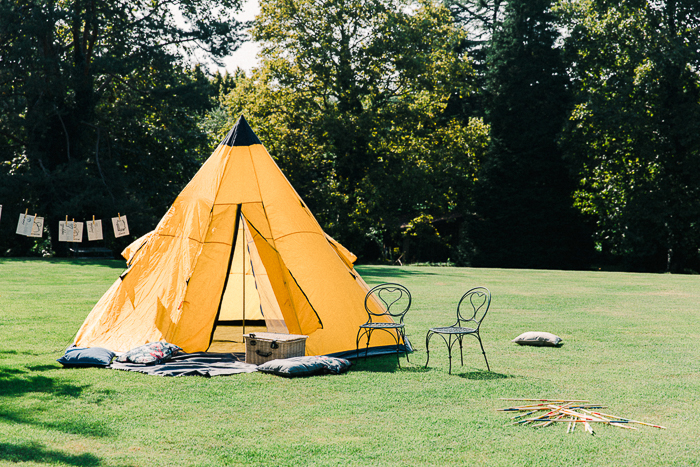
[58,221,74,242]
[15,213,28,235]
[112,215,129,238]
[87,219,103,241]
[0,204,3,223]
[28,216,44,238]
[71,221,84,242]
[16,213,34,236]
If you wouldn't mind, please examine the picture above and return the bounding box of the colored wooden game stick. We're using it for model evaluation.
[591,411,667,429]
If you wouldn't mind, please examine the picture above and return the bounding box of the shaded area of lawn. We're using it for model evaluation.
[0,442,103,466]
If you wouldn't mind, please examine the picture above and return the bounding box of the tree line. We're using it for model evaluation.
[2,0,699,273]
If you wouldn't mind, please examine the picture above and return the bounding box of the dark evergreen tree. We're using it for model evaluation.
[471,0,592,269]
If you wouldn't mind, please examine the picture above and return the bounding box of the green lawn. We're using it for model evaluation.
[1,258,698,466]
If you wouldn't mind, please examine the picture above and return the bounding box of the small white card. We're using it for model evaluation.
[59,221,74,242]
[28,216,44,238]
[16,214,34,236]
[0,205,3,223]
[112,215,130,238]
[72,221,84,242]
[86,219,103,241]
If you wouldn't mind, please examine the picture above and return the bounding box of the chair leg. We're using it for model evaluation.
[394,329,401,368]
[477,335,490,371]
[447,336,454,375]
[425,331,432,368]
[365,329,373,360]
[399,328,409,363]
[459,336,464,367]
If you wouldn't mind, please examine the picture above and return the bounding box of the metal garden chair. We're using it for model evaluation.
[425,286,491,374]
[356,283,411,367]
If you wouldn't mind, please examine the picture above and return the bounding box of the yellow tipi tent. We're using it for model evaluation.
[73,116,406,357]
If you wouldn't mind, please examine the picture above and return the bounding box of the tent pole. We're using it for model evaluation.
[242,215,246,338]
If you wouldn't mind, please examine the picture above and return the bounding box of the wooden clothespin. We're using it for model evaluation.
[118,212,121,220]
[65,215,68,223]
[92,215,96,226]
[24,208,28,217]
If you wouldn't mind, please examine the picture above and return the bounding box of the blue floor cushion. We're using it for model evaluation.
[57,347,116,367]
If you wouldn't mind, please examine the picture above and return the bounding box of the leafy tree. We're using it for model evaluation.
[0,0,246,256]
[471,0,592,269]
[212,0,488,262]
[558,0,700,272]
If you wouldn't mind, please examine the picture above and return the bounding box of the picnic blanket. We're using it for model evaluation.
[109,352,257,377]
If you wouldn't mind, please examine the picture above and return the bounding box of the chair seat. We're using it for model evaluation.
[360,322,405,329]
[429,326,476,334]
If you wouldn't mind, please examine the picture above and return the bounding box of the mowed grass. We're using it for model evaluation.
[1,258,699,466]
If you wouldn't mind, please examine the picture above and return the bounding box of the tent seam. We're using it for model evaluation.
[246,146,309,332]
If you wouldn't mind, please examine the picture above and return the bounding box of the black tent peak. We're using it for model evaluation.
[222,115,261,147]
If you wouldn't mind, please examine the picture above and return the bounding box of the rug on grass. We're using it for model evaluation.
[109,352,257,377]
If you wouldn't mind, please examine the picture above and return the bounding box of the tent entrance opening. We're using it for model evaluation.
[209,320,266,352]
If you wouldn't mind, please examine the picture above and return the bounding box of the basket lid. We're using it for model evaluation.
[244,332,308,342]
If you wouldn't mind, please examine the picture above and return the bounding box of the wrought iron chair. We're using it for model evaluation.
[425,286,491,374]
[356,283,411,366]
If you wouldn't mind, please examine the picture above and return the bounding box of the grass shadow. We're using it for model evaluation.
[0,410,114,438]
[0,441,103,466]
[0,258,125,269]
[0,373,86,398]
[0,368,27,377]
[457,370,514,380]
[51,258,125,269]
[356,266,438,279]
[349,356,402,373]
[26,364,62,372]
[394,365,431,374]
[0,350,39,357]
[0,370,117,438]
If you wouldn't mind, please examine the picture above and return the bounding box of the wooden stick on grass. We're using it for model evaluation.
[591,411,667,430]
[500,398,589,403]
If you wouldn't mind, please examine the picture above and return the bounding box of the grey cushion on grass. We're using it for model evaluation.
[57,347,115,367]
[257,356,352,377]
[512,331,563,347]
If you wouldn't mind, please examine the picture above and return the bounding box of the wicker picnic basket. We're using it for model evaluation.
[244,332,308,365]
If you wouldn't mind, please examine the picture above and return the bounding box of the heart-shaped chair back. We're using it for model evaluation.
[365,283,411,319]
[457,287,491,325]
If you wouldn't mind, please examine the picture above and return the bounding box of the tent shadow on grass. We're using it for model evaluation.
[350,353,430,373]
[350,357,403,373]
[0,442,105,467]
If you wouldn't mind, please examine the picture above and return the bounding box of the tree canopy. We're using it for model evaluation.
[558,0,700,272]
[210,0,489,262]
[0,0,246,255]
